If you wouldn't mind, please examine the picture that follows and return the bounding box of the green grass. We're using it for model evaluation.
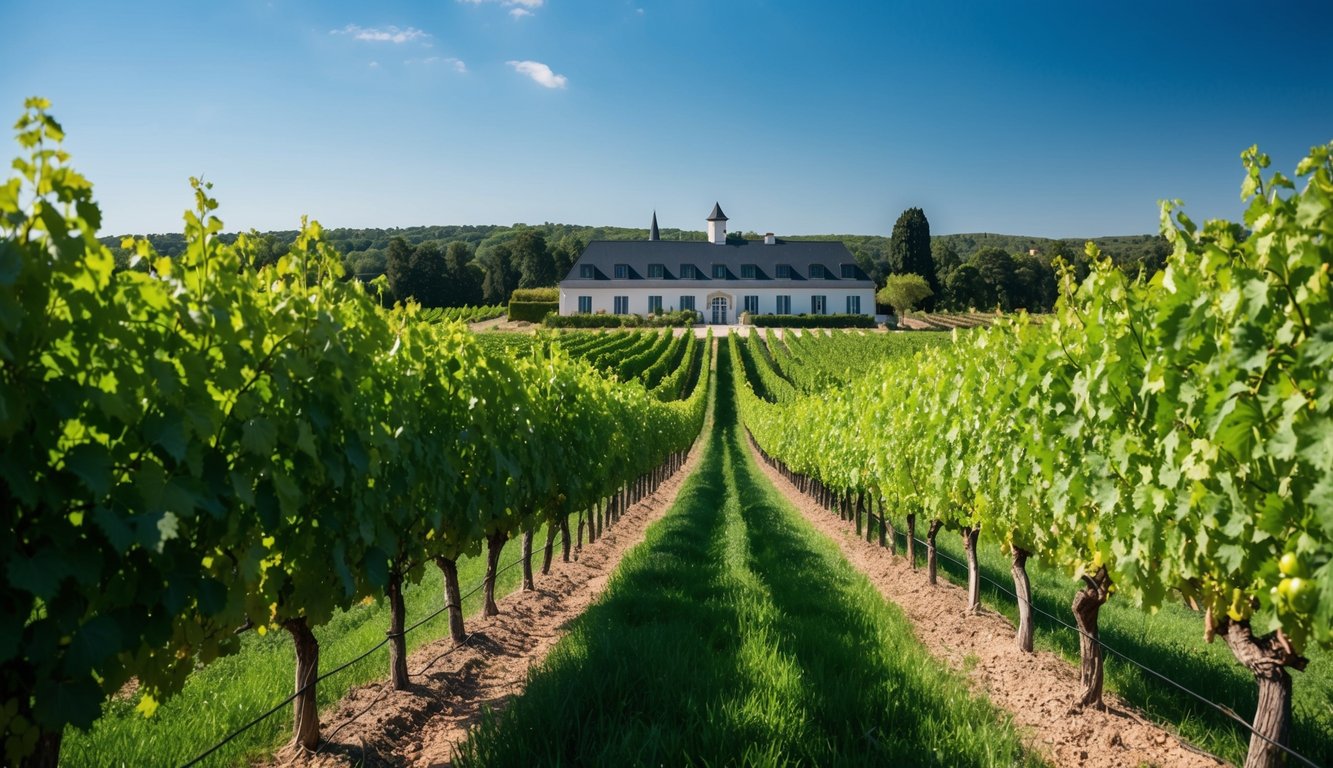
[61,527,550,767]
[455,342,1043,767]
[882,522,1332,767]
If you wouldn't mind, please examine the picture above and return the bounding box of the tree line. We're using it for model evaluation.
[103,217,1169,313]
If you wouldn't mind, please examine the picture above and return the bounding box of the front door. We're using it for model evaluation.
[710,296,729,324]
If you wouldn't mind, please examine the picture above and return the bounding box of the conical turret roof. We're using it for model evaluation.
[706,202,728,221]
[649,211,660,241]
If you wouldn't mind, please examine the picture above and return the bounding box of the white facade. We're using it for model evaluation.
[559,286,875,325]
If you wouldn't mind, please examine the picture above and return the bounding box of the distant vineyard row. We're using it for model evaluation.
[0,101,709,765]
[734,143,1332,768]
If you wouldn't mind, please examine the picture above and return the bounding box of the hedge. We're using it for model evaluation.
[508,301,558,323]
[544,310,700,329]
[510,287,559,303]
[749,313,876,328]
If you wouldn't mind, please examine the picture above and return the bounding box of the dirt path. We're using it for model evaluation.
[271,441,709,767]
[745,440,1227,768]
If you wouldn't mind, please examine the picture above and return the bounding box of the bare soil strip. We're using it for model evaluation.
[746,440,1227,768]
[273,441,709,768]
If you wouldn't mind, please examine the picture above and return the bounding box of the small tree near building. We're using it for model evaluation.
[876,273,934,318]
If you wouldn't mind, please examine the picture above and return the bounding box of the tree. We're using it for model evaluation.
[943,263,985,310]
[876,274,933,317]
[970,247,1018,310]
[385,236,415,303]
[512,229,555,288]
[480,243,520,304]
[888,207,937,303]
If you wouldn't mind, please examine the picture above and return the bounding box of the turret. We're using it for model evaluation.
[706,202,728,245]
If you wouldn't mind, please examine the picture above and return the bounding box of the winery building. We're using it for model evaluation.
[556,203,876,324]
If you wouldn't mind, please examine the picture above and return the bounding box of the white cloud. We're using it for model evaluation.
[509,7,532,18]
[331,24,430,44]
[507,60,567,89]
[369,61,380,68]
[407,56,468,73]
[636,7,645,14]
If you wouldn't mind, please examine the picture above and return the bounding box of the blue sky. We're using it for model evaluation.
[2,0,1330,238]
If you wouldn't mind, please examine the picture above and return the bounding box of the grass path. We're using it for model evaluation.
[455,341,1042,767]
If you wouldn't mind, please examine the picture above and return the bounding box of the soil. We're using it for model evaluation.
[746,441,1228,768]
[267,441,708,768]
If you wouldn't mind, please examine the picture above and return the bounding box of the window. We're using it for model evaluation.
[578,296,592,313]
[680,295,695,311]
[809,264,827,279]
[579,264,595,278]
[776,295,791,314]
[614,264,629,279]
[681,264,697,279]
[812,295,827,314]
[741,264,757,279]
[648,263,665,279]
[712,264,727,279]
[648,295,663,313]
[614,296,629,314]
[846,295,861,314]
[841,264,857,279]
[744,295,760,314]
[776,264,792,279]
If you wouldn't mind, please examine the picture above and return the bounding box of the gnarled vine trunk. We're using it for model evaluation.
[435,555,466,644]
[521,528,535,591]
[1071,566,1111,710]
[387,570,409,689]
[483,531,506,616]
[560,516,572,562]
[926,519,942,585]
[1010,545,1034,653]
[962,526,981,614]
[906,513,916,570]
[1220,619,1308,768]
[284,617,320,751]
[541,523,557,575]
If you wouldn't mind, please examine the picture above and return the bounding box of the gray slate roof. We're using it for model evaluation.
[706,202,728,221]
[559,239,874,287]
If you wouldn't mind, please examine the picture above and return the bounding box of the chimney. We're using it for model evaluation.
[764,232,775,245]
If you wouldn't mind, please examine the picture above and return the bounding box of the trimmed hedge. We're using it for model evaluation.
[508,301,558,323]
[545,310,700,329]
[749,313,876,328]
[510,287,559,302]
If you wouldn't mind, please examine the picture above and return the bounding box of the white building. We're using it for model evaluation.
[557,203,876,324]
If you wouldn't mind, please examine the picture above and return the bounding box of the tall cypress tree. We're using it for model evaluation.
[888,207,938,303]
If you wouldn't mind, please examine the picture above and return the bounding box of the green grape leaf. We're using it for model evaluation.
[64,442,112,496]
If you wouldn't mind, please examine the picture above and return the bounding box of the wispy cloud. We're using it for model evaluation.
[331,24,430,44]
[459,0,545,19]
[407,56,468,73]
[507,60,567,89]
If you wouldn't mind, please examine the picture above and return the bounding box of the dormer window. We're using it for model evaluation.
[579,264,595,278]
[809,264,827,279]
[741,264,757,279]
[776,264,792,279]
[614,264,629,279]
[681,264,698,279]
[648,263,665,279]
[712,264,727,279]
[840,263,857,279]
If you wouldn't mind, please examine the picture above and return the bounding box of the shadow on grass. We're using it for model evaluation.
[454,342,1042,768]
